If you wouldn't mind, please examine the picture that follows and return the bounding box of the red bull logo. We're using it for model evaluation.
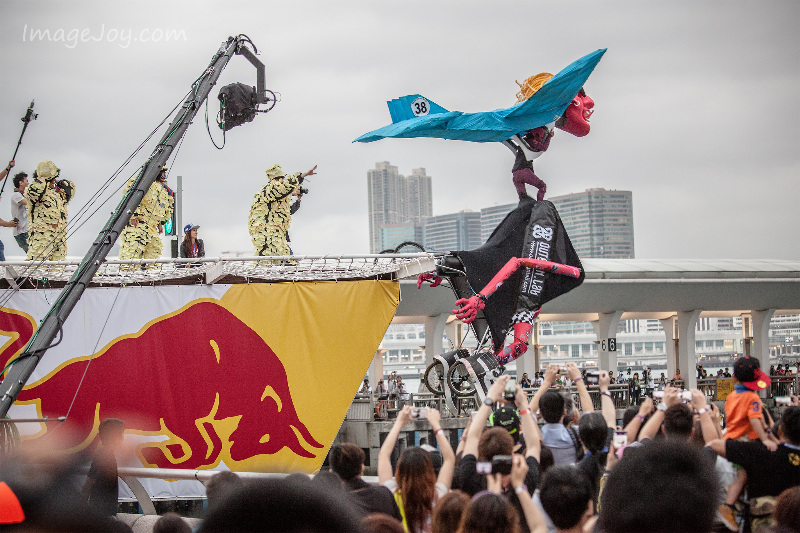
[9,301,323,470]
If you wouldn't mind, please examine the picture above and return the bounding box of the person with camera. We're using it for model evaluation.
[528,364,594,466]
[248,164,316,262]
[377,405,455,533]
[628,372,642,406]
[25,160,76,261]
[454,375,542,532]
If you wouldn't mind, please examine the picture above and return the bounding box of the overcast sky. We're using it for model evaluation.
[0,0,797,261]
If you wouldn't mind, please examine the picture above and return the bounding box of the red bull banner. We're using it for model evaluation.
[1,281,398,481]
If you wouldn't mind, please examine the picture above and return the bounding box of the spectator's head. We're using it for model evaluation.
[431,490,469,533]
[597,440,718,533]
[540,390,566,423]
[733,355,771,391]
[153,512,191,533]
[773,486,800,532]
[539,465,594,531]
[562,393,577,427]
[313,470,346,494]
[538,443,555,475]
[13,172,27,189]
[420,444,443,476]
[329,442,365,481]
[198,477,361,532]
[205,471,244,512]
[489,405,521,443]
[662,403,694,440]
[578,412,608,456]
[98,418,125,448]
[459,492,521,533]
[477,427,514,461]
[780,406,800,445]
[396,447,437,533]
[358,513,405,533]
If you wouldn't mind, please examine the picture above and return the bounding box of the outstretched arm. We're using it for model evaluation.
[427,409,456,489]
[566,363,593,414]
[529,364,559,415]
[378,406,412,483]
[453,258,581,323]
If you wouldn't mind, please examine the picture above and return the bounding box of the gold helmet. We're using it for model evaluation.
[515,72,554,103]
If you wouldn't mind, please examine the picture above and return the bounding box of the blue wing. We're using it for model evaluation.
[354,48,606,144]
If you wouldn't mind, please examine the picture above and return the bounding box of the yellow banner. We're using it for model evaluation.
[8,280,399,475]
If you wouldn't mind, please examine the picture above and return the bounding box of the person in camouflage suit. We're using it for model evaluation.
[118,166,175,262]
[249,164,316,261]
[25,160,75,261]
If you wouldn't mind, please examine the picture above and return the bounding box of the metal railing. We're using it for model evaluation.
[1,253,436,286]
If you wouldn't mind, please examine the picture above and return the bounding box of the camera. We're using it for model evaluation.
[775,396,793,406]
[585,371,600,385]
[476,455,513,475]
[410,407,428,419]
[653,390,693,402]
[503,380,517,401]
[298,187,309,195]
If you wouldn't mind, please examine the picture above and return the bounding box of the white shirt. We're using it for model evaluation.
[10,191,28,235]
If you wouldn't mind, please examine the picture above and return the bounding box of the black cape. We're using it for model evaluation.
[456,194,584,350]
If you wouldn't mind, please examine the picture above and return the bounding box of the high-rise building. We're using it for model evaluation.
[549,188,634,258]
[406,168,433,222]
[423,211,482,252]
[367,162,433,253]
[480,203,517,243]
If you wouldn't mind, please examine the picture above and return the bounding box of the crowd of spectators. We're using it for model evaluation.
[1,357,798,532]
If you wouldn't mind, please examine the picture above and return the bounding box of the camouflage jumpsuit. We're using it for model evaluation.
[118,179,175,261]
[25,161,74,261]
[248,165,302,260]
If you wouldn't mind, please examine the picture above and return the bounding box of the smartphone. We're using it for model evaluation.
[410,407,428,419]
[476,461,492,475]
[585,372,600,385]
[613,430,628,449]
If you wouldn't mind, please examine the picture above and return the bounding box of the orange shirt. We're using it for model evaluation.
[724,388,763,440]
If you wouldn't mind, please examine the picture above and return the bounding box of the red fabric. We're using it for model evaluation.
[15,302,323,469]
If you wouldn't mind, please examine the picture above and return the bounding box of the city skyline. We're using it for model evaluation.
[370,159,635,258]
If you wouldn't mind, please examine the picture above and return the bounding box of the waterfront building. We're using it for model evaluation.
[548,188,634,259]
[422,210,482,252]
[480,203,517,243]
[477,189,634,259]
[380,314,800,378]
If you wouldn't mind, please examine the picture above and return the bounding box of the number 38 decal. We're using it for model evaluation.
[411,97,430,117]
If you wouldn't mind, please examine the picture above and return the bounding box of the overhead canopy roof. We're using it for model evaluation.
[395,259,800,323]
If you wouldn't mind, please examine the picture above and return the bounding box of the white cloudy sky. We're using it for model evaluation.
[0,0,797,260]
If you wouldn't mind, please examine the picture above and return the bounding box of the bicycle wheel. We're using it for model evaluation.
[448,360,476,397]
[424,360,445,395]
